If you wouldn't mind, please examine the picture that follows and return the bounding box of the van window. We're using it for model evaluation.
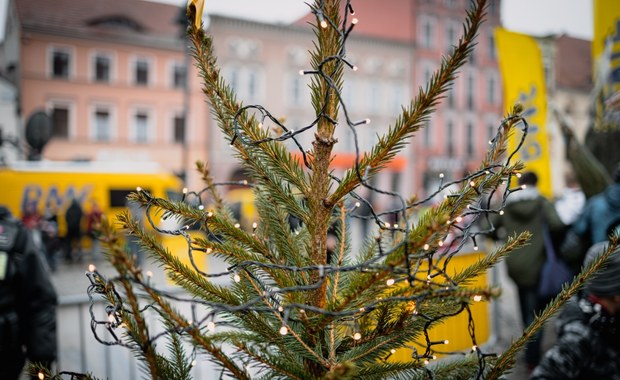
[109,189,150,208]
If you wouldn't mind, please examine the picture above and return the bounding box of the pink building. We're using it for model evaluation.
[16,0,209,190]
[297,0,504,196]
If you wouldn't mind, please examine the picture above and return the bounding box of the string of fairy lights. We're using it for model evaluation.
[73,0,531,378]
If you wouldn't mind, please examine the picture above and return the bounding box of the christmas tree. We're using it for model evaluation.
[33,0,618,379]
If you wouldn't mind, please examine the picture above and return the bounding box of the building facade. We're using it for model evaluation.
[15,0,209,190]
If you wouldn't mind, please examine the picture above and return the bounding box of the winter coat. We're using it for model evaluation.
[65,199,83,237]
[491,188,565,288]
[572,182,620,244]
[0,207,58,379]
[531,296,620,379]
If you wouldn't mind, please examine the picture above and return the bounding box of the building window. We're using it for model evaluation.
[487,122,496,144]
[466,122,475,157]
[51,105,69,138]
[447,86,456,108]
[51,49,71,79]
[488,30,496,60]
[446,120,454,156]
[172,62,186,89]
[174,113,185,143]
[446,22,456,54]
[94,54,111,83]
[486,74,497,105]
[133,111,150,143]
[247,69,258,101]
[423,119,433,147]
[94,107,111,141]
[419,17,435,49]
[368,80,381,114]
[134,58,149,86]
[289,73,304,106]
[466,73,475,110]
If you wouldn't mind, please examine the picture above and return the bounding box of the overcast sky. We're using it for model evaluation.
[0,0,593,41]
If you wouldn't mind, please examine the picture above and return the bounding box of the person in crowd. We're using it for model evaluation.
[21,203,42,230]
[531,242,620,379]
[126,199,145,266]
[489,171,566,370]
[0,205,58,379]
[554,171,586,226]
[64,198,84,262]
[40,202,60,272]
[85,199,103,261]
[571,163,620,245]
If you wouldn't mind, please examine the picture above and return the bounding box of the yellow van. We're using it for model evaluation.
[0,160,183,237]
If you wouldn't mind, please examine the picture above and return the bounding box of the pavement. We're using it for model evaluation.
[46,246,554,379]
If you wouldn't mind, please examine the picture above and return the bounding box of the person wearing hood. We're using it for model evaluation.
[490,171,566,370]
[571,163,620,246]
[531,242,620,379]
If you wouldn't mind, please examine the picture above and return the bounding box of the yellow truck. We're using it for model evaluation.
[0,160,183,236]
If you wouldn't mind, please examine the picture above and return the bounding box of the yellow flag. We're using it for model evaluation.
[593,0,620,70]
[187,0,205,30]
[495,28,552,198]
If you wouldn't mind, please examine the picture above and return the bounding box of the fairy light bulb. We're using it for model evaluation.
[521,184,527,190]
[182,187,188,194]
[472,345,478,351]
[390,349,396,354]
[233,273,241,283]
[386,278,395,286]
[234,223,241,228]
[473,295,483,302]
[320,19,328,28]
[299,70,305,76]
[499,210,505,216]
[438,240,444,247]
[439,173,445,179]
[470,181,476,187]
[455,216,463,223]
[353,332,362,340]
[279,326,288,335]
[38,372,44,380]
[444,340,450,344]
[351,18,358,24]
[136,186,142,192]
[252,222,258,229]
[473,245,479,251]
[354,202,361,208]
[206,248,213,254]
[198,204,204,210]
[207,211,213,217]
[516,172,522,178]
[352,65,358,71]
[146,271,153,278]
[277,306,284,312]
[88,264,96,272]
[365,118,371,124]
[207,321,215,331]
[423,244,430,250]
[191,359,197,367]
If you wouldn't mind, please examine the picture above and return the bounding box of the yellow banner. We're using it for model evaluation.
[593,0,620,69]
[495,28,552,198]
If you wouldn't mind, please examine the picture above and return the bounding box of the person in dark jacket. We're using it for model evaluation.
[531,242,620,379]
[490,171,566,369]
[572,163,620,245]
[0,206,58,379]
[64,198,84,261]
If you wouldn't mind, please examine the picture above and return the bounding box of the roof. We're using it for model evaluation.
[16,0,184,49]
[294,0,415,43]
[554,34,592,92]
